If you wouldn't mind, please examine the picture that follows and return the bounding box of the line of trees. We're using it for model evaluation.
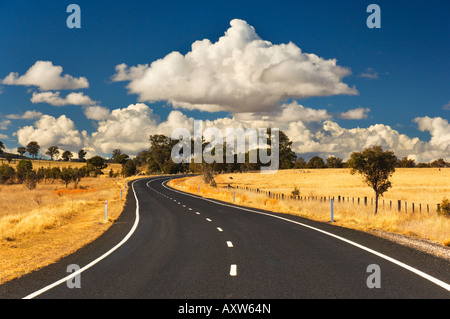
[0,140,89,163]
[1,133,449,188]
[0,160,86,190]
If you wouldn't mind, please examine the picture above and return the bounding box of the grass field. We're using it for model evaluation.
[0,175,130,284]
[170,168,450,247]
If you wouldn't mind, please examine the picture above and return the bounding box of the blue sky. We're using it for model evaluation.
[0,0,449,161]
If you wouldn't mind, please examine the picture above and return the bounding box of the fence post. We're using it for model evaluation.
[364,197,367,206]
[437,204,441,213]
[233,191,235,203]
[398,200,401,212]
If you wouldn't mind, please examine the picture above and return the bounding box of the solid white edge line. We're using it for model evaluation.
[23,178,146,299]
[162,179,450,292]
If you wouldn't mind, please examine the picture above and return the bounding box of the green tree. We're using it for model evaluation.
[122,159,137,177]
[61,150,73,161]
[46,146,60,160]
[278,130,297,169]
[17,147,27,157]
[307,156,326,169]
[264,129,296,169]
[60,167,75,188]
[87,156,108,176]
[111,149,123,162]
[397,156,416,168]
[326,156,343,168]
[26,141,40,159]
[5,153,13,163]
[0,164,15,184]
[0,141,5,155]
[78,149,87,162]
[16,159,33,183]
[147,134,178,173]
[294,156,307,169]
[348,145,397,214]
[430,158,449,168]
[47,167,61,183]
[24,170,38,190]
[114,153,130,166]
[72,168,85,189]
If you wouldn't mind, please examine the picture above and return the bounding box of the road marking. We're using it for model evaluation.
[230,264,237,276]
[188,208,192,210]
[23,177,149,299]
[206,218,212,222]
[196,212,200,215]
[217,227,223,232]
[227,241,233,247]
[163,179,450,292]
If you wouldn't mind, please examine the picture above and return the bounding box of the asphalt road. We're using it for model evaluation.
[0,175,449,299]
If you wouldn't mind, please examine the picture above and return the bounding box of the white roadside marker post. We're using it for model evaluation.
[104,200,108,222]
[330,198,334,222]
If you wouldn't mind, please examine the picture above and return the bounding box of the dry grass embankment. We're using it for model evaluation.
[0,175,131,285]
[169,168,450,249]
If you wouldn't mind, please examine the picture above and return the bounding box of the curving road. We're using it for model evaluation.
[0,175,449,299]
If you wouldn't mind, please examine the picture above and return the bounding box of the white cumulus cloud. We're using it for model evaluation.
[338,107,370,120]
[84,103,160,155]
[2,61,89,91]
[83,106,111,121]
[31,91,96,106]
[6,110,43,120]
[112,19,357,114]
[414,116,450,151]
[14,115,83,152]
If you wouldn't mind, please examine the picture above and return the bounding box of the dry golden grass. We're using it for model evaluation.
[170,168,450,247]
[0,176,130,284]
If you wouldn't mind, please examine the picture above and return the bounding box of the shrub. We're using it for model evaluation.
[440,198,450,216]
[291,187,300,197]
[24,170,38,190]
[16,159,33,183]
[0,164,15,184]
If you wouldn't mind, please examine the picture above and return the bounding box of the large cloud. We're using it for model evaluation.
[14,115,84,151]
[112,19,357,113]
[2,61,89,91]
[413,116,450,151]
[84,103,160,155]
[12,102,448,163]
